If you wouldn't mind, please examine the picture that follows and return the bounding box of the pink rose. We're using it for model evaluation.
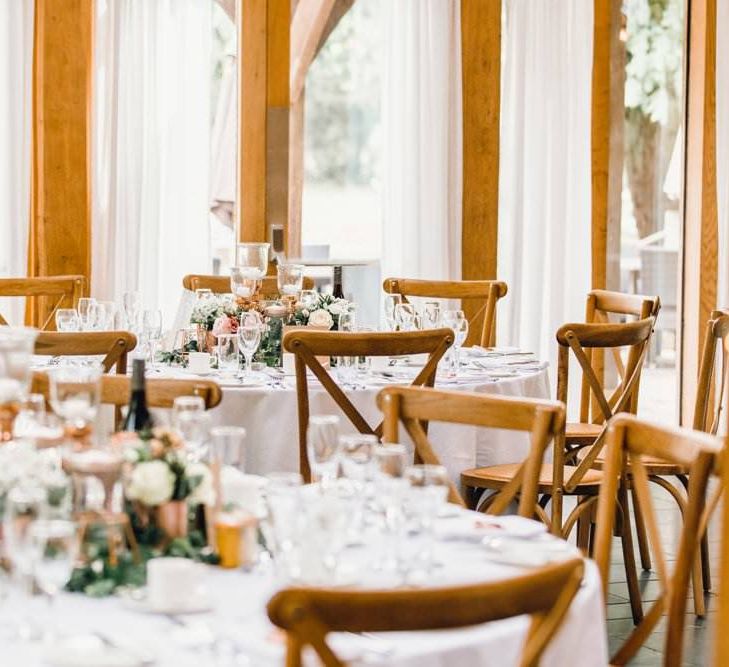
[212,315,233,336]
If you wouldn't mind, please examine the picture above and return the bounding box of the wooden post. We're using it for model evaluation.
[237,0,290,249]
[29,0,93,323]
[680,0,718,424]
[460,0,501,329]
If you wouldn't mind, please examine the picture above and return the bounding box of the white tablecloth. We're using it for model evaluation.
[2,510,608,667]
[158,364,550,488]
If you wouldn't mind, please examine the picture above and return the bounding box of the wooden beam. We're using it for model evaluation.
[290,0,336,104]
[237,0,290,247]
[592,0,625,292]
[29,0,93,323]
[680,0,718,424]
[460,0,501,328]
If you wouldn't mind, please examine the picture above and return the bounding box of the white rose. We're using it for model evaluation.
[187,463,215,506]
[308,309,334,329]
[126,461,174,506]
[327,301,349,316]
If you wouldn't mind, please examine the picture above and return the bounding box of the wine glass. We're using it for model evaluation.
[298,289,319,311]
[98,301,117,330]
[142,309,163,371]
[394,303,416,332]
[383,294,402,331]
[48,364,102,435]
[122,291,141,332]
[176,410,212,462]
[216,334,239,377]
[442,310,469,374]
[238,322,262,381]
[307,415,340,487]
[372,444,410,572]
[422,302,441,329]
[54,309,80,332]
[277,264,305,297]
[76,298,97,331]
[29,519,79,642]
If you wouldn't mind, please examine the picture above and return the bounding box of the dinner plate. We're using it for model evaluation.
[436,513,547,542]
[44,635,150,667]
[481,535,579,568]
[120,589,213,615]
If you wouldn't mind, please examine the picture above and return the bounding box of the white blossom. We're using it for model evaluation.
[126,460,175,506]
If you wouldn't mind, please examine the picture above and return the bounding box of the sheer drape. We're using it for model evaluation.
[380,0,462,281]
[93,0,212,326]
[717,0,729,308]
[497,0,593,363]
[0,0,33,323]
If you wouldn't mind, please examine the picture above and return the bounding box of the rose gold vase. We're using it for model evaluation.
[155,500,188,539]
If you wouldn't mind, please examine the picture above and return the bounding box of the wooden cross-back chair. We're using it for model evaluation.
[382,277,507,348]
[283,328,453,481]
[377,385,564,515]
[35,332,137,374]
[182,274,315,296]
[714,434,729,667]
[32,372,223,411]
[0,275,85,330]
[268,557,585,667]
[594,415,721,667]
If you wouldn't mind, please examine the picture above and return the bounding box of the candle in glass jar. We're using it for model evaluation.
[215,510,257,568]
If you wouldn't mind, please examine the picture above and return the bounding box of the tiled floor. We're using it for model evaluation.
[604,482,719,666]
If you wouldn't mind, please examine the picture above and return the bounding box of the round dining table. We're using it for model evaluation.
[157,348,551,489]
[2,508,608,667]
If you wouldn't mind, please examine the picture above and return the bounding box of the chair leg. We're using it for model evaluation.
[630,481,652,571]
[576,496,590,553]
[701,531,711,592]
[618,482,643,625]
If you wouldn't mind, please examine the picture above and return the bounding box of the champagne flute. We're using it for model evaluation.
[238,323,261,381]
[142,309,163,371]
[383,294,402,331]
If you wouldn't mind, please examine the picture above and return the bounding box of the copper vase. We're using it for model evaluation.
[155,500,188,539]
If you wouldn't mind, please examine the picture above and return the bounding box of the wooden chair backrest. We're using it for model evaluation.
[182,274,314,296]
[383,277,508,348]
[268,557,584,667]
[555,317,654,495]
[32,372,223,410]
[34,332,137,374]
[594,415,720,666]
[0,275,86,330]
[715,431,729,667]
[283,328,453,481]
[582,289,660,421]
[694,310,729,434]
[378,385,564,512]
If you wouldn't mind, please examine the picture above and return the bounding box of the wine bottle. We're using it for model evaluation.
[332,266,345,299]
[122,358,154,434]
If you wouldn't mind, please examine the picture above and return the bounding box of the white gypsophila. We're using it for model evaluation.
[126,460,175,506]
[187,462,215,505]
[308,308,334,329]
[190,298,223,324]
[326,300,350,316]
[221,299,238,316]
[0,441,39,494]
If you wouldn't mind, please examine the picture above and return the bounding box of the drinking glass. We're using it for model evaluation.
[238,323,261,379]
[263,472,304,579]
[76,298,97,331]
[98,301,117,330]
[54,309,80,332]
[122,291,141,332]
[142,309,163,370]
[216,334,239,376]
[442,310,469,374]
[48,364,102,433]
[374,443,409,479]
[298,289,319,311]
[306,415,340,486]
[230,266,259,299]
[235,242,270,278]
[210,425,247,470]
[337,309,356,332]
[13,393,63,446]
[0,326,39,394]
[394,303,416,331]
[335,355,358,388]
[0,378,22,441]
[277,264,305,297]
[383,294,402,331]
[172,395,205,428]
[176,410,212,462]
[423,302,441,329]
[339,434,377,482]
[29,519,79,642]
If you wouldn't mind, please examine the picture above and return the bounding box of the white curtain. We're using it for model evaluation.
[497,0,593,366]
[717,0,729,309]
[93,0,212,327]
[0,0,34,324]
[380,0,462,281]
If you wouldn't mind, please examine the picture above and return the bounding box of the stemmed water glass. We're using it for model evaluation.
[237,320,262,381]
[383,294,402,331]
[307,415,340,487]
[442,310,469,375]
[142,309,163,371]
[76,298,97,331]
[394,303,417,332]
[277,264,305,297]
[123,291,141,332]
[422,302,441,329]
[54,309,80,332]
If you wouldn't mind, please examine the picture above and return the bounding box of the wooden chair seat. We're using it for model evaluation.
[582,450,688,476]
[565,421,603,445]
[461,463,604,494]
